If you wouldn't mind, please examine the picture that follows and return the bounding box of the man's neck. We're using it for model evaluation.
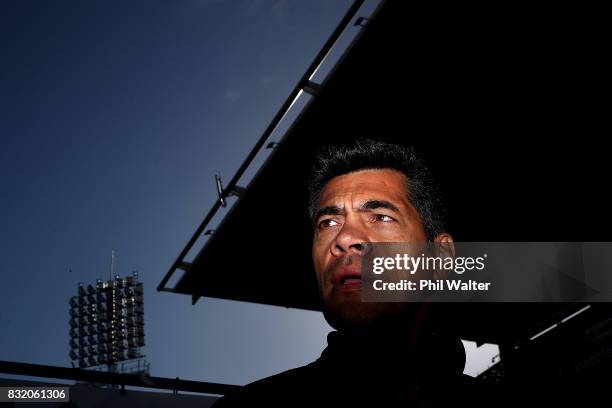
[318,305,465,377]
[339,303,431,346]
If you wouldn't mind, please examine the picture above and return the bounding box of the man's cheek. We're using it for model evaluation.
[313,247,326,269]
[312,259,323,284]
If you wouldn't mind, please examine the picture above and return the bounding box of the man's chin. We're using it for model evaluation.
[321,294,426,331]
[322,301,397,330]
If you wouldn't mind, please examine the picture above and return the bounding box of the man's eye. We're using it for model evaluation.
[374,214,395,223]
[318,219,340,229]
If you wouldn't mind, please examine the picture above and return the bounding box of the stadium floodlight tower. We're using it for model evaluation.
[69,270,149,375]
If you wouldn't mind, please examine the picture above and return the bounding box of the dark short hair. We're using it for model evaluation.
[307,138,447,240]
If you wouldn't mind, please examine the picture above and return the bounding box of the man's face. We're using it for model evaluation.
[312,168,428,329]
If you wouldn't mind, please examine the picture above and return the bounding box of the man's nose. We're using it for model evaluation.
[331,221,367,256]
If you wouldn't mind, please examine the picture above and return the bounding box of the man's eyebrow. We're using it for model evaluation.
[314,205,343,221]
[359,200,400,212]
[314,200,399,221]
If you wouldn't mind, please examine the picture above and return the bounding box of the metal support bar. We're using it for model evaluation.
[0,360,240,396]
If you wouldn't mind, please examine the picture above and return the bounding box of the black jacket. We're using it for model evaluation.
[213,328,508,407]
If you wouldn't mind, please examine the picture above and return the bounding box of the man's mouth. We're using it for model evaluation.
[331,269,362,291]
[340,276,362,286]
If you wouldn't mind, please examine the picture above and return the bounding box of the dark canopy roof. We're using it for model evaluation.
[159,1,608,343]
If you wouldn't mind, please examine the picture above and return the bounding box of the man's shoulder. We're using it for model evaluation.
[213,365,514,407]
[212,363,317,407]
[242,362,317,391]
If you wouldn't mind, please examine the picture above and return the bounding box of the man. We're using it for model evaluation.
[214,139,502,407]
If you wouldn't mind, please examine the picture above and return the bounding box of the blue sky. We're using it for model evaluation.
[0,0,357,385]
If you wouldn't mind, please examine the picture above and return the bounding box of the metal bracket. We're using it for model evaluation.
[173,377,180,395]
[302,80,322,97]
[354,16,372,27]
[215,174,246,207]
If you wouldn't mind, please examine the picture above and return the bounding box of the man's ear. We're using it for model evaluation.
[433,233,455,280]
